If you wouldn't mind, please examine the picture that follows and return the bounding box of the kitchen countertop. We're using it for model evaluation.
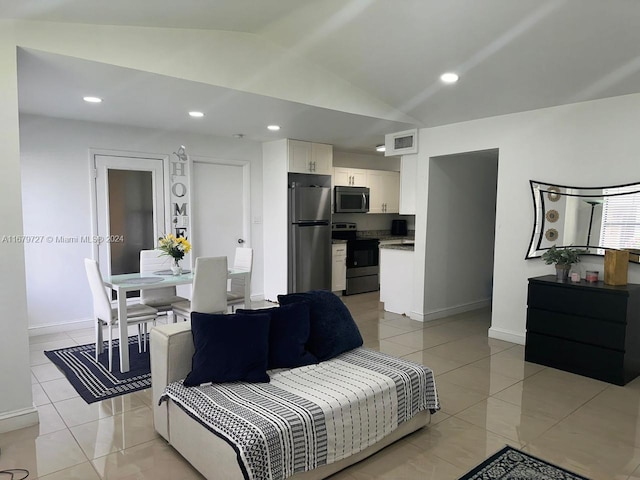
[332,239,348,244]
[380,244,414,251]
[377,235,415,242]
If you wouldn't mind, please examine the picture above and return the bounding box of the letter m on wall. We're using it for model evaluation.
[173,203,187,216]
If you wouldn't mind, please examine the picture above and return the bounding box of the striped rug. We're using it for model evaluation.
[44,335,150,404]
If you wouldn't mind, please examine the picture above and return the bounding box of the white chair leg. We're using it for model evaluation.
[143,323,148,352]
[137,324,143,354]
[108,325,113,371]
[95,319,104,361]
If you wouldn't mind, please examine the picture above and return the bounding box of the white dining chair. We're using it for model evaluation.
[227,247,253,312]
[172,256,228,321]
[139,249,188,321]
[84,258,159,371]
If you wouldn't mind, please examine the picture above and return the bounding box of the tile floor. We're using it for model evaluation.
[2,292,640,479]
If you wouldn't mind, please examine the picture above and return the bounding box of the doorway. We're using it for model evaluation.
[425,149,499,319]
[190,159,250,263]
[93,153,167,276]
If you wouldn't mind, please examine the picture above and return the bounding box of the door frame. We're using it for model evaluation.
[89,149,171,272]
[190,155,251,259]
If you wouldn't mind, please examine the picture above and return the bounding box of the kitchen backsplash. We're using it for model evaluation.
[358,229,415,238]
[332,212,415,231]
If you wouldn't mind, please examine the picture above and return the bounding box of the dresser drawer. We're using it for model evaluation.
[528,283,628,323]
[525,332,625,385]
[527,308,627,351]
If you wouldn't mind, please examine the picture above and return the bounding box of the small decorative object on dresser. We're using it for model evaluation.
[604,249,629,286]
[541,245,585,282]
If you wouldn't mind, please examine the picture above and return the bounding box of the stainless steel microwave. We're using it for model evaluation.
[334,186,370,213]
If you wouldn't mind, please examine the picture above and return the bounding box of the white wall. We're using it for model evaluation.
[411,93,640,342]
[333,150,400,171]
[0,34,36,432]
[424,151,498,319]
[20,114,263,331]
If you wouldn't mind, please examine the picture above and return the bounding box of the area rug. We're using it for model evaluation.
[459,446,590,480]
[44,335,151,404]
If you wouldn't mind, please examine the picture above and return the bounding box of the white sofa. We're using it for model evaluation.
[151,321,431,480]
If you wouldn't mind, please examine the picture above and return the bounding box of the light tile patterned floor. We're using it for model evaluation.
[2,293,640,479]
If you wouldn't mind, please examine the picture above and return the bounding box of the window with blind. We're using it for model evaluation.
[599,185,640,249]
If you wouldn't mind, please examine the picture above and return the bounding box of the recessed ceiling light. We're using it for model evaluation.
[189,111,205,118]
[440,72,459,84]
[267,125,281,131]
[376,144,386,152]
[83,96,102,103]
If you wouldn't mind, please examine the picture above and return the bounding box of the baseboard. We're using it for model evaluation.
[28,317,94,336]
[0,405,39,434]
[250,293,265,302]
[422,299,492,322]
[30,295,267,336]
[488,326,526,345]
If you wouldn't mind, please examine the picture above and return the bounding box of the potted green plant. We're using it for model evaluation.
[541,245,586,282]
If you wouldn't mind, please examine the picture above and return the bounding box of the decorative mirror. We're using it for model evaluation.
[526,180,640,262]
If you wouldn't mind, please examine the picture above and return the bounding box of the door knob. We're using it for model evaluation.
[237,238,245,244]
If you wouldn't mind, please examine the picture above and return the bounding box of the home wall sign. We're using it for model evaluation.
[170,145,191,240]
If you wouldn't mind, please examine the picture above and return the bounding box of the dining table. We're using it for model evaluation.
[103,267,251,372]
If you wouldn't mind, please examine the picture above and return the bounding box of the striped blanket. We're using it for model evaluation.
[161,348,439,480]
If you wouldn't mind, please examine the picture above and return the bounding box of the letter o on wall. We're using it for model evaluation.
[172,183,187,197]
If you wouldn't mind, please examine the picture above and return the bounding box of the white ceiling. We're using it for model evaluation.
[6,0,640,153]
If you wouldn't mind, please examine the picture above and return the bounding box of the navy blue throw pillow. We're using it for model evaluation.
[237,303,318,369]
[277,290,363,362]
[183,311,271,387]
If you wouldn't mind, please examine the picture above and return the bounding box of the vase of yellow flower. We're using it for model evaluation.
[157,233,192,275]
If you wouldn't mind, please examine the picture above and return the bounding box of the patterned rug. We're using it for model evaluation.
[44,335,151,404]
[459,446,590,479]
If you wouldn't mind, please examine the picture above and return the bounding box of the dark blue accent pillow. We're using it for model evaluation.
[277,290,363,362]
[237,303,318,369]
[183,311,271,387]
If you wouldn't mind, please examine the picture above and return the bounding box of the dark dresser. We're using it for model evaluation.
[525,275,640,385]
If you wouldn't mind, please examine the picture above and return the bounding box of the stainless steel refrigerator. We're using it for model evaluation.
[288,184,331,293]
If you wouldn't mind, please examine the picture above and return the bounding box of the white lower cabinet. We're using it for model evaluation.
[332,243,347,292]
[380,247,413,315]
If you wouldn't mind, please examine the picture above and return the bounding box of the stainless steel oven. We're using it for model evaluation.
[334,186,370,213]
[332,223,379,295]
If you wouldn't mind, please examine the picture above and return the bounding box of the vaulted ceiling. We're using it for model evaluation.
[4,0,640,152]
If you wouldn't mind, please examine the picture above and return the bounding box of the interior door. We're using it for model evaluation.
[191,161,247,265]
[94,154,166,276]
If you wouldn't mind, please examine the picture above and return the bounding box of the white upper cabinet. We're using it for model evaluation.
[333,167,367,187]
[288,140,333,175]
[367,170,400,214]
[311,143,333,175]
[399,155,417,214]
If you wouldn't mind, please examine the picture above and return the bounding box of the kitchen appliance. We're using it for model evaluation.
[332,222,379,295]
[391,219,408,236]
[288,175,332,293]
[334,186,370,213]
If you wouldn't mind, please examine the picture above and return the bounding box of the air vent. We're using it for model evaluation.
[384,129,418,156]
